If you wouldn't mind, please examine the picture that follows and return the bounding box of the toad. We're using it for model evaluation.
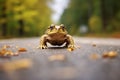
[39,24,74,49]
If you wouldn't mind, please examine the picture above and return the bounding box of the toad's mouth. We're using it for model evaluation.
[48,31,67,35]
[49,33,66,37]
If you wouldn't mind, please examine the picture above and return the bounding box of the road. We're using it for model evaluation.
[0,37,120,80]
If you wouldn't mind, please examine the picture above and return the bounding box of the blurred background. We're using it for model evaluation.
[0,0,120,38]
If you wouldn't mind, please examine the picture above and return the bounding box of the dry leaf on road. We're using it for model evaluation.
[48,54,66,61]
[18,48,27,52]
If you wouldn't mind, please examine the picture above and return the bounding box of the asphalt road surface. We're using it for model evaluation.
[0,37,120,80]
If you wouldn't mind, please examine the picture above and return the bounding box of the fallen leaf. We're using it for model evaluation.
[0,49,13,56]
[3,45,11,49]
[102,53,109,58]
[0,46,27,57]
[1,59,32,72]
[67,47,74,51]
[102,51,118,58]
[18,48,27,52]
[108,51,117,58]
[90,53,100,60]
[48,54,65,61]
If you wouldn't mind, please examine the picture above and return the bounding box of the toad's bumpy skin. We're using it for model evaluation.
[39,24,74,49]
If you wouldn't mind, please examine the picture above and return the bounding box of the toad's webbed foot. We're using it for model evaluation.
[40,35,48,49]
[65,35,75,48]
[40,45,47,49]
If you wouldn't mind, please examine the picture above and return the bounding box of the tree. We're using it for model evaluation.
[0,0,52,37]
[60,0,89,34]
[60,0,120,34]
[0,0,7,36]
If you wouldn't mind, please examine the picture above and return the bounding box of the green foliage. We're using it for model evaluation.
[0,0,52,37]
[60,0,89,28]
[60,0,120,35]
[88,16,102,33]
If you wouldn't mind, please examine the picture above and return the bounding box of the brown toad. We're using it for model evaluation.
[39,24,74,49]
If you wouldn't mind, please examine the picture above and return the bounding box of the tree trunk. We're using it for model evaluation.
[1,23,7,36]
[18,19,24,36]
[88,0,93,18]
[1,4,7,36]
[100,0,107,31]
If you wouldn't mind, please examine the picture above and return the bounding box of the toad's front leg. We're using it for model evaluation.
[39,35,48,49]
[66,35,75,48]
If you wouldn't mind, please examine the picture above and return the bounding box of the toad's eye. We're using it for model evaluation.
[50,26,54,29]
[49,24,55,30]
[60,24,65,29]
